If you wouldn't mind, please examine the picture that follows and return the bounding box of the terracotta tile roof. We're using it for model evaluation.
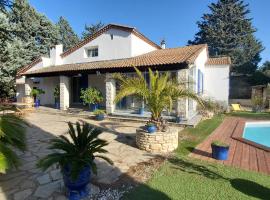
[23,44,207,76]
[16,57,42,76]
[61,23,161,58]
[206,57,231,65]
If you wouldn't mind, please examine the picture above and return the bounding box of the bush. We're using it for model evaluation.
[93,109,106,115]
[80,87,103,105]
[198,98,227,116]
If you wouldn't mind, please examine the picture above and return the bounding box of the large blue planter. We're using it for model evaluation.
[146,125,157,133]
[34,99,40,107]
[211,144,229,160]
[63,165,91,200]
[89,104,98,112]
[138,107,144,115]
[95,114,105,121]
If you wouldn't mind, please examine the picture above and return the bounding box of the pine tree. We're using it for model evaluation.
[188,0,263,74]
[56,16,80,51]
[81,21,104,40]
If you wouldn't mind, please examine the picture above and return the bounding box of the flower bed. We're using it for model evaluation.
[136,127,178,153]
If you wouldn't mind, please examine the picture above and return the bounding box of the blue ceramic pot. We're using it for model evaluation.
[146,125,157,133]
[55,102,60,109]
[34,99,40,107]
[175,116,183,123]
[211,144,229,160]
[89,104,98,112]
[63,165,91,200]
[138,107,144,115]
[95,114,105,121]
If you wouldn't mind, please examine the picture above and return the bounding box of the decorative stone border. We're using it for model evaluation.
[136,127,179,153]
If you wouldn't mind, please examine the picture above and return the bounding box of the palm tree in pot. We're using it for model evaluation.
[37,121,113,200]
[113,67,204,131]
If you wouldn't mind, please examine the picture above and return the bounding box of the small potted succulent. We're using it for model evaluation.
[37,121,113,200]
[80,87,103,112]
[211,141,230,160]
[145,121,157,133]
[30,88,45,107]
[53,85,60,109]
[93,109,106,121]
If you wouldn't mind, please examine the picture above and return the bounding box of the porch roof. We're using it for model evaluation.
[22,44,207,76]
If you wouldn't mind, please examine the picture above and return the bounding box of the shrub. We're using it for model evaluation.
[80,87,103,105]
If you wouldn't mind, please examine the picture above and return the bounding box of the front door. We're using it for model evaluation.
[72,74,88,104]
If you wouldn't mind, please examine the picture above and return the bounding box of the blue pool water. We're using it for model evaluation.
[243,122,270,147]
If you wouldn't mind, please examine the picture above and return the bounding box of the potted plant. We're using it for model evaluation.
[211,141,230,160]
[113,67,204,131]
[80,87,103,112]
[30,88,45,107]
[145,121,157,133]
[93,109,106,121]
[37,121,113,200]
[53,85,60,109]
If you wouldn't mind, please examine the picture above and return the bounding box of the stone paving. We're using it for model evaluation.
[0,112,164,200]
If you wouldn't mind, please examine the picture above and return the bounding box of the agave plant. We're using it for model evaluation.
[37,121,113,179]
[114,67,204,129]
[0,114,26,173]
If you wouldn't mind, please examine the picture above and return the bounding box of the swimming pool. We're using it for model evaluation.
[243,122,270,148]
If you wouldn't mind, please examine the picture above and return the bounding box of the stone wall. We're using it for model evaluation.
[105,73,116,114]
[60,76,70,110]
[136,128,178,153]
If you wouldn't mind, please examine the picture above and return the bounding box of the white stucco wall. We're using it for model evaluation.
[88,74,106,106]
[37,77,60,105]
[131,34,157,56]
[63,29,132,64]
[204,65,230,104]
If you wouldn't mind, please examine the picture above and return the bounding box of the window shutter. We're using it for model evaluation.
[198,69,201,93]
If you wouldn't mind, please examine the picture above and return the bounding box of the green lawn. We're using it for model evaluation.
[124,113,270,200]
[228,111,270,119]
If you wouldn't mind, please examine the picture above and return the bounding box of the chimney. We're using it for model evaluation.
[161,39,166,49]
[50,44,63,66]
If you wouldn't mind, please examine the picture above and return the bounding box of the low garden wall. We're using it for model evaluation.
[136,127,178,153]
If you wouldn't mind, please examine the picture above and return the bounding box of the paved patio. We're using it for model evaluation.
[0,112,173,200]
[190,117,270,175]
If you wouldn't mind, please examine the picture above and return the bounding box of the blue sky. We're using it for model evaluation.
[29,0,269,65]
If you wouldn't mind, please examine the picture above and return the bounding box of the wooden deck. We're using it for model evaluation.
[189,117,270,175]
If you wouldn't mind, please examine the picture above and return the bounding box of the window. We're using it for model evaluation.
[87,47,98,57]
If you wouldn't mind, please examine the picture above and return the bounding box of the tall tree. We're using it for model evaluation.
[56,16,80,51]
[81,21,104,40]
[0,0,60,98]
[188,0,263,74]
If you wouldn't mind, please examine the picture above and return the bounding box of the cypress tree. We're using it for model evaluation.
[56,16,80,51]
[189,0,263,74]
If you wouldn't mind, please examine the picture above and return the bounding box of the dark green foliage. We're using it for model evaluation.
[189,0,263,74]
[81,21,104,40]
[248,71,270,85]
[56,16,80,51]
[0,114,26,173]
[37,121,113,180]
[0,0,60,98]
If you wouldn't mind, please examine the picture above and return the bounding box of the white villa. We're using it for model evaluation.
[16,23,231,121]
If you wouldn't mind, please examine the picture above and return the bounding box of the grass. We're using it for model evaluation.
[228,111,270,119]
[123,113,270,200]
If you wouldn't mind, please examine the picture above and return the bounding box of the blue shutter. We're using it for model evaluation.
[197,69,201,93]
[201,73,204,93]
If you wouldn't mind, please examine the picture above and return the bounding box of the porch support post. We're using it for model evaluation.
[60,76,70,110]
[24,78,31,96]
[105,73,116,114]
[176,69,188,119]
